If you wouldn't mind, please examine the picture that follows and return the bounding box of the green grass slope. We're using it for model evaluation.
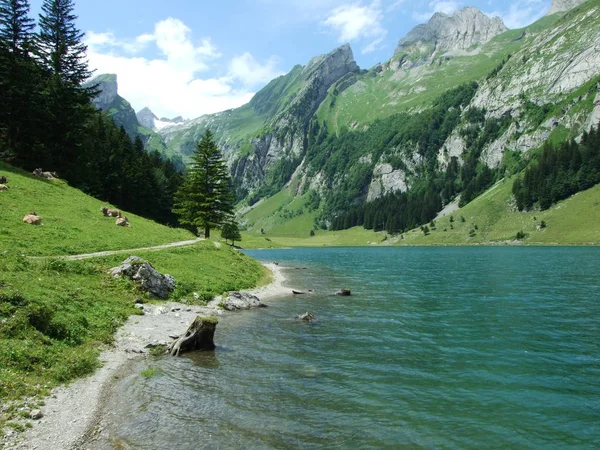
[399,179,600,246]
[0,161,193,256]
[242,179,600,247]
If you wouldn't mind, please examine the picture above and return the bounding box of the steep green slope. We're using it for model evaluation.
[0,161,194,255]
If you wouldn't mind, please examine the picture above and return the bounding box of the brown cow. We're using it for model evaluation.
[23,212,42,225]
[115,217,130,227]
[101,206,121,217]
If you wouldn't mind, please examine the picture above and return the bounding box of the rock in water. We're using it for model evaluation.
[336,288,352,296]
[168,316,218,356]
[296,312,316,322]
[220,291,266,310]
[108,256,175,299]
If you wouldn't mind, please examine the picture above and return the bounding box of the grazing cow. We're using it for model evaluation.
[33,168,58,179]
[115,216,130,227]
[23,212,42,225]
[0,184,7,191]
[0,176,7,183]
[101,206,121,217]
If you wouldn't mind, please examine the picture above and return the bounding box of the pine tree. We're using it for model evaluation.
[37,0,93,86]
[36,0,97,179]
[0,0,40,164]
[173,129,235,238]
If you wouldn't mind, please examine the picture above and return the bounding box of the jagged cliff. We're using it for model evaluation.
[87,74,171,158]
[160,44,359,194]
[395,7,507,58]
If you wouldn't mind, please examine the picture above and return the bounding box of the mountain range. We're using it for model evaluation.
[89,0,600,234]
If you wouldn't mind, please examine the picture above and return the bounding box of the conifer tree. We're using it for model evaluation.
[36,0,96,179]
[0,0,40,164]
[173,129,235,238]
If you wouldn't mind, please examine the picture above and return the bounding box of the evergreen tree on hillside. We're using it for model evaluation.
[173,129,235,238]
[36,0,96,180]
[0,0,41,164]
[221,220,242,246]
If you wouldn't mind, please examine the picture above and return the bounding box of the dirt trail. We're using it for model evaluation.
[57,237,205,260]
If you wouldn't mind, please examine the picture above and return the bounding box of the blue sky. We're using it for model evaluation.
[28,0,553,119]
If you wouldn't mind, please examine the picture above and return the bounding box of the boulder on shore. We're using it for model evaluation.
[220,291,266,311]
[168,316,218,356]
[108,256,175,299]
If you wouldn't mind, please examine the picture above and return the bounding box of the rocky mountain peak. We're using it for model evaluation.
[304,43,358,76]
[88,73,118,110]
[136,107,158,130]
[395,6,507,56]
[547,0,588,15]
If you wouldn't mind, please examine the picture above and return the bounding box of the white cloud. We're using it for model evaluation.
[85,18,282,119]
[487,0,547,29]
[228,53,284,87]
[413,0,462,22]
[323,1,387,54]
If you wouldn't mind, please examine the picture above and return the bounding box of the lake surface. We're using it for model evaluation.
[92,247,600,449]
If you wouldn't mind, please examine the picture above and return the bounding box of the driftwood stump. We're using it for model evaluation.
[168,316,218,356]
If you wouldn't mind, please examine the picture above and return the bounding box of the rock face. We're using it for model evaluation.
[367,163,408,201]
[548,0,588,15]
[108,256,175,299]
[395,7,507,56]
[219,291,265,311]
[136,107,158,130]
[90,74,118,110]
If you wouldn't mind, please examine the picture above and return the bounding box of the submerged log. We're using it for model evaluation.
[168,316,218,356]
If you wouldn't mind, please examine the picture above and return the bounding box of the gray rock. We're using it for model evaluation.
[29,409,43,420]
[220,291,265,311]
[396,7,507,57]
[108,256,176,299]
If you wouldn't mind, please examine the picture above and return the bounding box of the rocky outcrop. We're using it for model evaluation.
[367,163,408,201]
[89,74,118,110]
[395,7,507,57]
[219,291,266,311]
[108,256,175,299]
[548,0,588,15]
[136,107,158,130]
[471,4,600,117]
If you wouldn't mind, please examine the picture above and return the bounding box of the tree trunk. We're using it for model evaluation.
[204,224,210,238]
[168,316,218,356]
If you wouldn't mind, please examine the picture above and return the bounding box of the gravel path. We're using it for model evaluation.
[59,237,205,261]
[1,263,289,450]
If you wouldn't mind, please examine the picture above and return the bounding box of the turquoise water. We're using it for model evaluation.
[94,247,600,449]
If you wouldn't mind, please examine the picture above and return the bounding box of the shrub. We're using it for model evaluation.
[516,230,527,240]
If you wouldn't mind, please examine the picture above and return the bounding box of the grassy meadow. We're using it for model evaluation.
[240,177,600,248]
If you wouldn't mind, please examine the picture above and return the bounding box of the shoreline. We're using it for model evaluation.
[3,262,289,450]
